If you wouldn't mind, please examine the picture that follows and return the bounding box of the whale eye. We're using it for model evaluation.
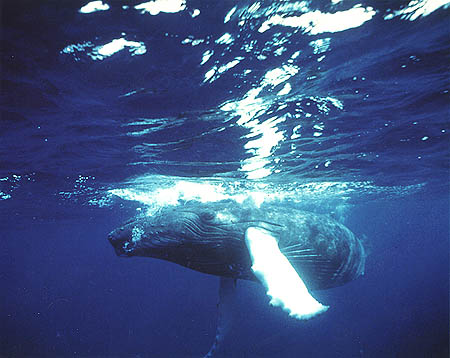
[200,211,215,221]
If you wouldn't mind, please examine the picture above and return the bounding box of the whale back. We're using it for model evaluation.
[108,201,365,290]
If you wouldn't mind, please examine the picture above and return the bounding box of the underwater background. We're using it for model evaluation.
[1,0,449,357]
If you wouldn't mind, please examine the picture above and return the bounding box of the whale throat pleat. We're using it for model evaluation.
[183,216,238,243]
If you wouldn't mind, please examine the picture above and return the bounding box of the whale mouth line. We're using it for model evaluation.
[116,251,132,258]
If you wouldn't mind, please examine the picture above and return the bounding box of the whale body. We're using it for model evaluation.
[108,200,365,357]
[108,200,365,290]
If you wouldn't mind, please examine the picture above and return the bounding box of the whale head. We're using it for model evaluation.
[108,208,241,256]
[107,211,187,257]
[107,206,252,278]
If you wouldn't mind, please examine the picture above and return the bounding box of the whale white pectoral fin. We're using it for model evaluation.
[204,277,236,358]
[245,227,329,320]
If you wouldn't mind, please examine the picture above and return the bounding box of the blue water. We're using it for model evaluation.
[1,1,449,357]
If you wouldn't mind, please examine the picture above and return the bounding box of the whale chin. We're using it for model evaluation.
[108,239,133,257]
[108,227,133,256]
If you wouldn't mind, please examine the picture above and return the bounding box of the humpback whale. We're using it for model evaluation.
[108,200,365,356]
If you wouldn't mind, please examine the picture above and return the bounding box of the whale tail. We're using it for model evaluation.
[204,277,236,358]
